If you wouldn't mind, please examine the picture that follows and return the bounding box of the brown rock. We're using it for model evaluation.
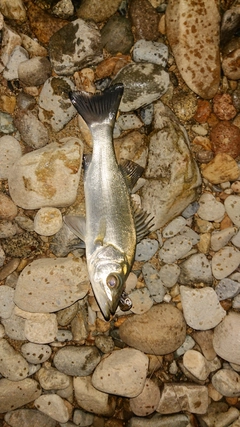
[0,193,18,220]
[129,0,160,41]
[222,48,240,80]
[77,0,122,23]
[201,153,240,184]
[95,55,131,79]
[210,121,240,158]
[194,100,212,123]
[213,93,237,121]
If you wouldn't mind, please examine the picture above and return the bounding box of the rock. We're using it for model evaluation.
[94,335,115,354]
[197,192,225,222]
[213,93,237,121]
[172,92,198,122]
[0,110,15,133]
[183,350,210,381]
[34,207,62,236]
[156,383,208,414]
[113,63,169,112]
[180,286,226,330]
[166,0,220,98]
[194,100,212,123]
[18,56,52,86]
[0,338,29,381]
[199,404,239,427]
[178,253,213,285]
[222,48,240,80]
[135,238,159,262]
[14,110,49,149]
[212,246,240,279]
[0,193,18,221]
[8,138,83,210]
[21,33,48,57]
[129,378,160,416]
[129,0,160,41]
[142,262,166,302]
[128,288,153,314]
[22,312,58,344]
[49,19,102,75]
[192,331,216,361]
[56,302,79,327]
[4,409,57,427]
[73,376,116,416]
[101,16,134,55]
[119,304,186,355]
[0,135,22,179]
[211,227,238,251]
[0,378,41,413]
[77,0,121,23]
[114,130,148,168]
[34,394,71,423]
[72,409,94,427]
[213,311,240,364]
[92,348,148,398]
[212,121,240,159]
[21,343,52,364]
[225,195,240,226]
[162,216,187,238]
[201,153,240,184]
[54,346,101,377]
[132,40,168,67]
[175,335,196,358]
[215,278,240,300]
[0,0,26,22]
[0,285,15,319]
[1,312,26,341]
[212,369,240,397]
[3,45,29,80]
[128,413,190,427]
[159,235,192,264]
[159,263,180,288]
[37,365,70,390]
[141,101,201,230]
[14,257,89,313]
[38,78,77,132]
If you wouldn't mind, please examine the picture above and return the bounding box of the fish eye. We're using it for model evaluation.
[106,274,119,288]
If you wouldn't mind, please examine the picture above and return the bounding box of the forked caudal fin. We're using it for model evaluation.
[69,84,124,127]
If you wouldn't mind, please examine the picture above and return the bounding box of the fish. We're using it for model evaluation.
[64,84,153,320]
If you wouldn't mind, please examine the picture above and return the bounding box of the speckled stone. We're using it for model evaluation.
[74,376,116,416]
[225,195,240,226]
[77,0,121,23]
[0,338,29,381]
[159,235,192,264]
[54,346,101,377]
[4,409,57,427]
[212,246,240,279]
[210,121,240,158]
[213,311,240,364]
[215,278,240,301]
[201,153,240,184]
[34,394,70,423]
[14,110,49,149]
[129,378,160,416]
[129,0,160,41]
[132,40,168,67]
[0,135,22,179]
[0,378,41,413]
[34,207,62,236]
[156,383,208,414]
[197,193,225,222]
[18,56,52,87]
[21,343,52,364]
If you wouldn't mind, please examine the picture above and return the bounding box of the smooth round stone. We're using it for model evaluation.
[73,409,94,427]
[92,348,148,398]
[21,343,52,364]
[117,113,143,132]
[212,369,240,397]
[159,264,180,288]
[178,253,213,285]
[56,302,79,326]
[94,335,115,354]
[212,246,240,280]
[3,45,29,80]
[0,193,18,221]
[0,245,5,268]
[24,313,58,344]
[213,311,240,364]
[197,193,225,222]
[38,365,70,390]
[132,40,168,67]
[56,329,73,342]
[18,56,52,86]
[34,207,63,236]
[34,394,70,423]
[77,0,121,23]
[225,195,240,226]
[179,226,200,245]
[2,312,26,341]
[4,409,57,427]
[159,235,193,264]
[232,229,240,248]
[101,15,134,54]
[182,201,199,218]
[0,286,15,319]
[135,238,158,262]
[233,294,240,309]
[183,350,210,381]
[128,288,153,314]
[162,216,187,238]
[142,263,166,302]
[0,135,22,179]
[14,110,49,149]
[215,278,240,300]
[129,378,160,416]
[0,378,41,413]
[211,227,238,251]
[54,346,101,376]
[119,304,186,355]
[0,338,29,381]
[180,286,226,330]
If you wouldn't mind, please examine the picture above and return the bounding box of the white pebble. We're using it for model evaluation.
[162,216,187,238]
[34,207,63,236]
[225,195,240,226]
[34,394,70,423]
[197,193,225,222]
[212,246,240,280]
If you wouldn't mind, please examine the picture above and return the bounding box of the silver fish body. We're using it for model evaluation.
[65,84,152,320]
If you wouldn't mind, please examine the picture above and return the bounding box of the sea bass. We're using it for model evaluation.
[64,84,152,320]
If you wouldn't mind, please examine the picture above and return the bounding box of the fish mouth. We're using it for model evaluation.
[92,285,121,321]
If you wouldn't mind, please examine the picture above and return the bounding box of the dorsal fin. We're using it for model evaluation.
[119,160,144,191]
[132,201,154,243]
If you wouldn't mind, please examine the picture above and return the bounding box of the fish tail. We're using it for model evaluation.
[69,83,124,127]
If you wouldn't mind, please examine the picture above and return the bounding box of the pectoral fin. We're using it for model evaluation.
[64,215,86,246]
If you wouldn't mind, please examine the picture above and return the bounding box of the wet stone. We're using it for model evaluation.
[101,15,134,55]
[132,40,168,67]
[53,346,101,377]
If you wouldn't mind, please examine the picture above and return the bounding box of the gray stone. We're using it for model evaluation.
[101,15,134,54]
[211,227,238,251]
[128,288,153,314]
[0,378,41,413]
[213,311,240,364]
[159,263,180,288]
[14,110,49,149]
[94,335,115,354]
[2,312,26,340]
[21,343,52,364]
[18,56,52,86]
[0,338,29,381]
[178,253,213,285]
[212,247,240,280]
[215,278,240,300]
[133,40,168,66]
[0,285,14,319]
[212,369,240,397]
[4,409,56,427]
[159,235,193,264]
[225,195,240,226]
[128,413,190,427]
[135,238,158,262]
[3,45,29,80]
[37,365,71,390]
[34,394,70,423]
[162,216,187,238]
[54,346,101,376]
[142,262,166,302]
[129,378,160,417]
[197,192,225,222]
[156,383,208,414]
[0,135,22,179]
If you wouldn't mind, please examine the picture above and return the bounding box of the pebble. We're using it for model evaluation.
[18,56,52,86]
[183,349,210,381]
[180,286,226,330]
[38,77,77,132]
[1,312,26,341]
[0,135,22,179]
[8,138,83,210]
[34,394,70,423]
[101,16,133,55]
[119,304,186,355]
[0,245,5,267]
[21,343,52,364]
[14,110,49,149]
[113,63,169,112]
[178,253,212,285]
[212,246,240,279]
[21,33,48,57]
[157,383,208,414]
[37,365,70,390]
[166,0,220,99]
[201,153,240,184]
[182,201,199,218]
[179,226,200,245]
[73,376,116,416]
[53,346,101,377]
[211,227,238,251]
[215,278,240,300]
[129,413,190,427]
[0,110,15,133]
[0,285,15,319]
[56,302,79,327]
[94,335,115,354]
[210,121,240,158]
[49,18,102,75]
[213,311,240,364]
[0,338,29,381]
[0,193,18,220]
[129,0,160,41]
[3,45,29,80]
[92,348,148,398]
[135,238,158,261]
[225,195,240,226]
[14,257,89,313]
[159,235,193,264]
[142,262,166,302]
[77,0,121,23]
[212,369,240,397]
[132,40,168,67]
[72,409,93,426]
[34,207,63,236]
[222,48,240,80]
[4,409,57,427]
[0,378,41,413]
[22,312,58,344]
[174,334,196,358]
[213,93,237,121]
[129,378,160,416]
[197,192,225,222]
[52,0,74,19]
[233,293,240,309]
[162,216,187,238]
[116,113,143,132]
[159,263,180,288]
[172,92,198,122]
[200,405,239,427]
